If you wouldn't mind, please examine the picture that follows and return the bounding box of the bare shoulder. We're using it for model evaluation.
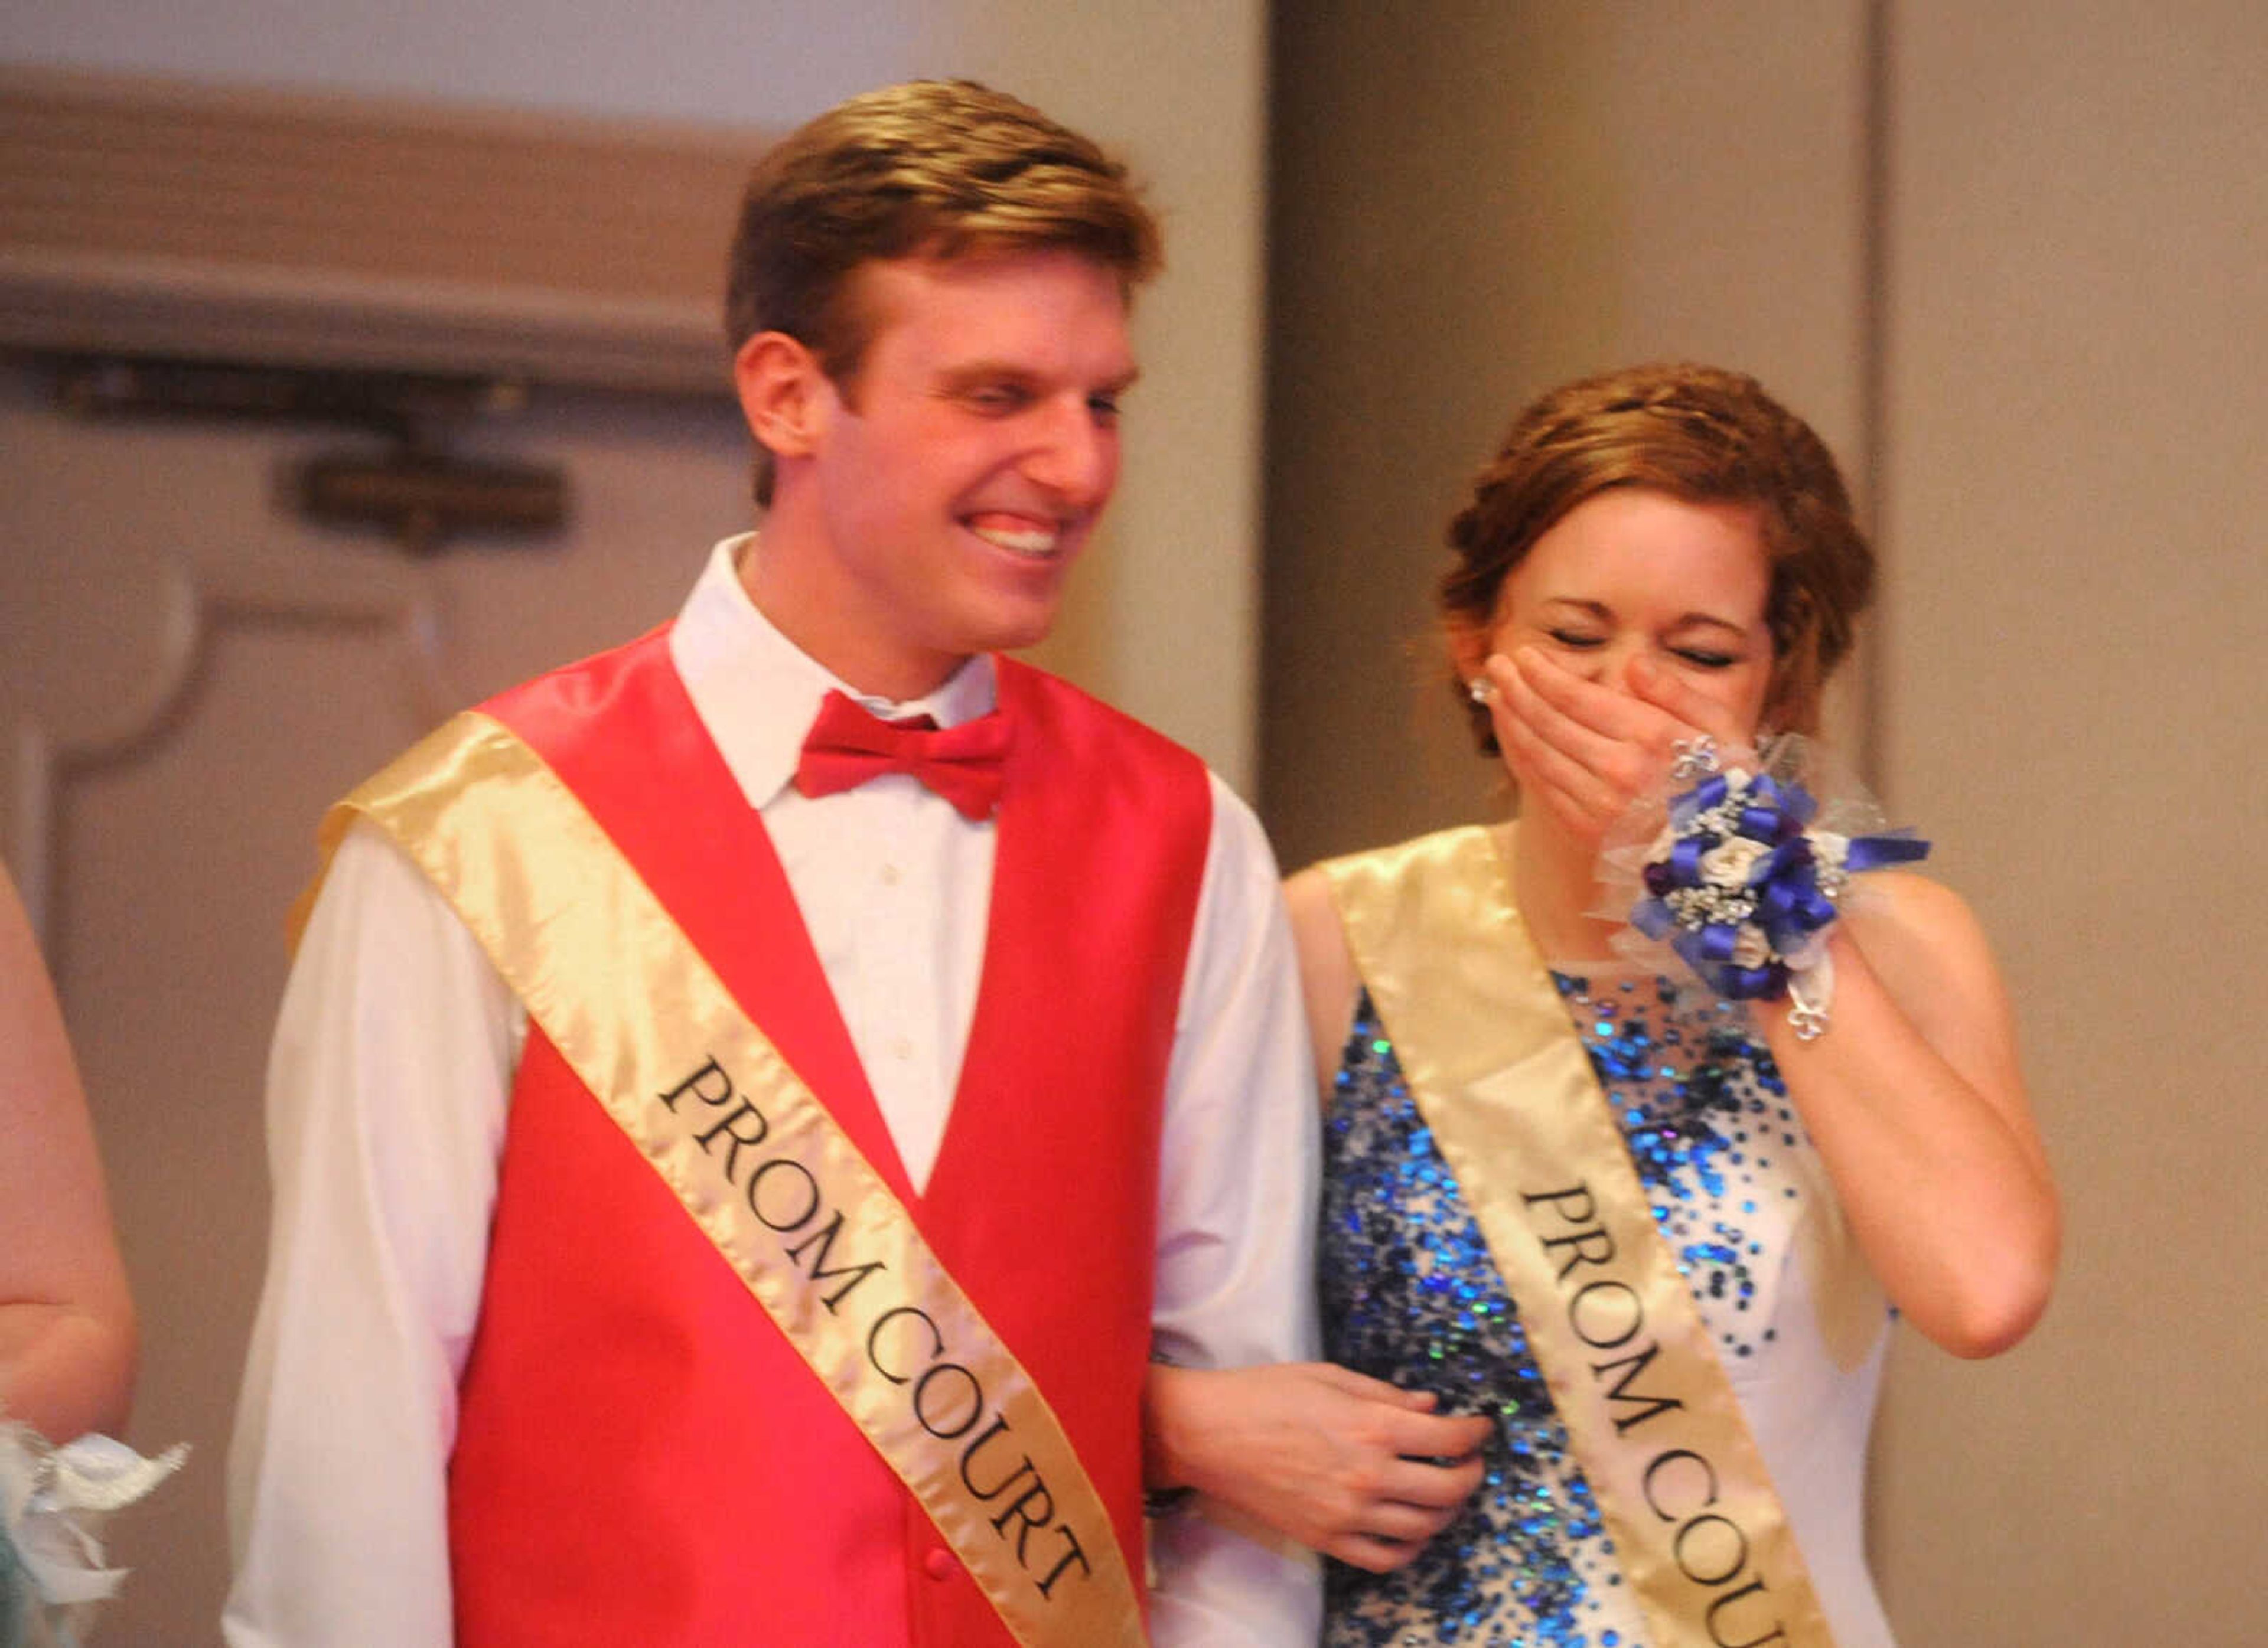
[1283,866,1358,1104]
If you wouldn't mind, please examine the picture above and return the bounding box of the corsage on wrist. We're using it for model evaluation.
[1626,736,1929,1039]
[2,1419,185,1645]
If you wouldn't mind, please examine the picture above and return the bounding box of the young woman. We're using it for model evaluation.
[1154,363,2058,1646]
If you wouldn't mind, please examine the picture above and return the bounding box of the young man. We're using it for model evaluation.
[224,81,1320,1645]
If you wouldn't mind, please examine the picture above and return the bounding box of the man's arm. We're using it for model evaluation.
[223,823,516,1647]
[1143,863,1490,1577]
[1145,776,1323,1644]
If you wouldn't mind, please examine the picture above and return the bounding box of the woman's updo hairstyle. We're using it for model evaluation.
[1441,362,1875,749]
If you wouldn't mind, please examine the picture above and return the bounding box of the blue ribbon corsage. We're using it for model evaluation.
[1630,738,1928,1037]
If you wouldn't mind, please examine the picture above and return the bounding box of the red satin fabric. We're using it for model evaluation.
[444,629,1210,1646]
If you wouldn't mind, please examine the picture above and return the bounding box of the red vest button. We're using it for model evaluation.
[924,1548,956,1581]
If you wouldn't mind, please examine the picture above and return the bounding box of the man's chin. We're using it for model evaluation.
[978,604,1073,661]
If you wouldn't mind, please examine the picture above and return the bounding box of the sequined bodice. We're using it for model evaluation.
[1318,971,1855,1648]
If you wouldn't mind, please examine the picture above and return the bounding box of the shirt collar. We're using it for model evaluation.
[667,533,999,810]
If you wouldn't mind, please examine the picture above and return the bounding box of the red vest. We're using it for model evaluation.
[442,631,1210,1645]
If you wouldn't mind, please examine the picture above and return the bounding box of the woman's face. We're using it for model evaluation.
[1464,487,1778,739]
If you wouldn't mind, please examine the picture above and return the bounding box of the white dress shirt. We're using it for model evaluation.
[223,537,1322,1646]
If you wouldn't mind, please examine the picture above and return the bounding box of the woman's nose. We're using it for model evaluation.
[1586,641,1641,691]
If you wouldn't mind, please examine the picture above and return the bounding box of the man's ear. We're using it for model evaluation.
[734,331,832,462]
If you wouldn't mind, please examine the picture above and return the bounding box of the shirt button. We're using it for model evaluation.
[890,1036,914,1062]
[879,862,902,886]
[924,1548,956,1581]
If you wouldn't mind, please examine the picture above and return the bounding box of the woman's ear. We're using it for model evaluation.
[732,331,830,464]
[1445,616,1494,688]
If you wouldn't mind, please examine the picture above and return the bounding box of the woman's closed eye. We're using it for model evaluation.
[1546,628,1605,650]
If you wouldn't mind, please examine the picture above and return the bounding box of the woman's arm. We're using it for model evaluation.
[1497,651,2060,1357]
[1758,872,2060,1357]
[0,870,136,1440]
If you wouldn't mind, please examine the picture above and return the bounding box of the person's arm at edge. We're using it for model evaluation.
[221,821,515,1647]
[0,867,136,1443]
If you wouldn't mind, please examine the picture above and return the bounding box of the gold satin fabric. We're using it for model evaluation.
[1324,823,1837,1648]
[319,712,1147,1648]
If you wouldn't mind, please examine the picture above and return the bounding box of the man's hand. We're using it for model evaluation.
[1144,1361,1491,1572]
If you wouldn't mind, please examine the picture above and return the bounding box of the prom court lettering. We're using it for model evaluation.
[1524,1183,1793,1648]
[659,1055,1096,1600]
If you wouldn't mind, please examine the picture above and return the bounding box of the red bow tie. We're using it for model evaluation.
[793,689,1012,821]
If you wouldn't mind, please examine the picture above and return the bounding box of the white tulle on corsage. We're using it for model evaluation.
[1595,734,1929,1038]
[1,1421,183,1648]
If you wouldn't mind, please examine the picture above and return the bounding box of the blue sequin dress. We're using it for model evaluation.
[1318,966,1898,1648]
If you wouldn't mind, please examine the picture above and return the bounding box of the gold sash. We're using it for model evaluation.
[1324,824,1837,1648]
[322,712,1147,1648]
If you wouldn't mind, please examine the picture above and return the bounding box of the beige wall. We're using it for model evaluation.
[1869,4,2267,1639]
[1267,1,2266,1641]
[2,0,1270,787]
[1263,1,1875,870]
